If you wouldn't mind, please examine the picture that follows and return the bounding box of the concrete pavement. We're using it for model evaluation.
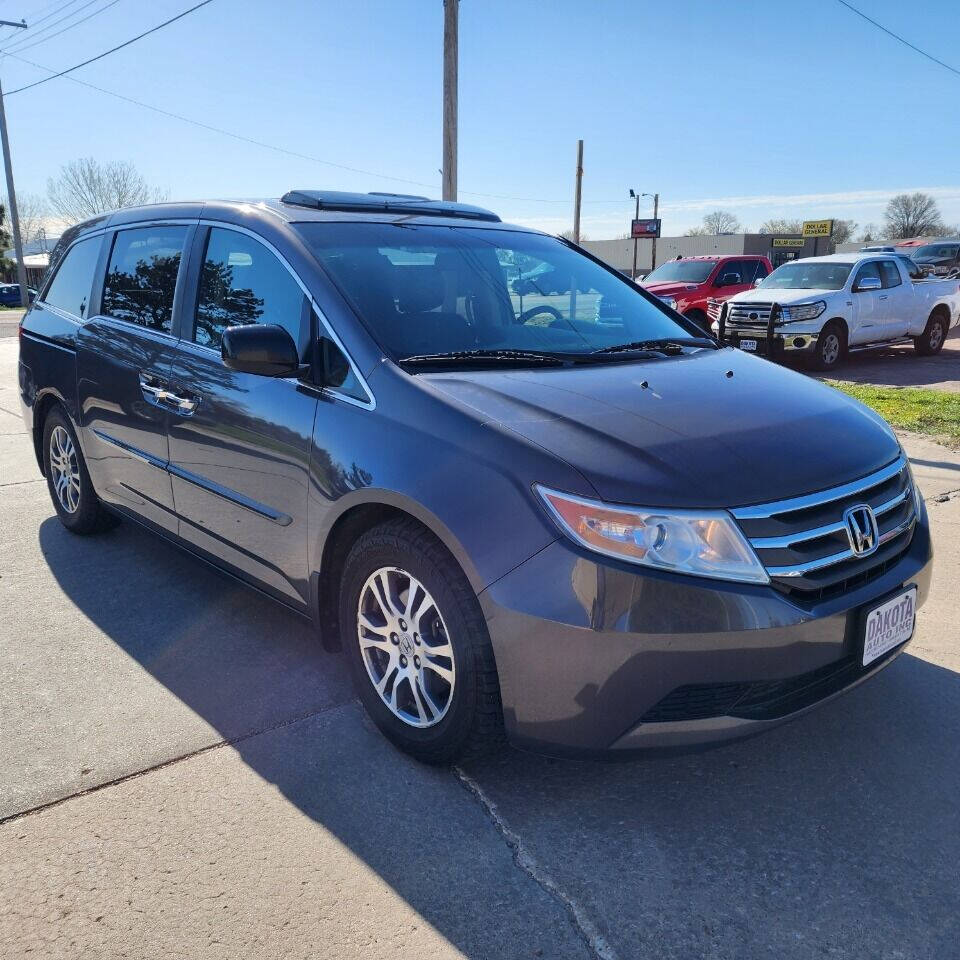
[1,338,959,959]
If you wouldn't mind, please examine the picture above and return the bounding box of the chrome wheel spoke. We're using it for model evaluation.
[422,657,454,685]
[409,676,428,722]
[50,426,81,514]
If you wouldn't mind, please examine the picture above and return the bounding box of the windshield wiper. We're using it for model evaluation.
[592,336,715,355]
[399,348,574,367]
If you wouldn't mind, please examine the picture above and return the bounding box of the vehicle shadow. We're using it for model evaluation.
[36,515,589,958]
[38,509,960,957]
[461,650,960,957]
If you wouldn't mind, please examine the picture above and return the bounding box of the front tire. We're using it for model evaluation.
[685,308,711,335]
[339,517,504,764]
[811,320,846,372]
[914,311,948,356]
[42,406,116,534]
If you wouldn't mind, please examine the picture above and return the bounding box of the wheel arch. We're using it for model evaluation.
[31,388,73,476]
[311,492,486,653]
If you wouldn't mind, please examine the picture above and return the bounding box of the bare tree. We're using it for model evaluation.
[559,229,589,242]
[883,192,944,240]
[3,193,50,246]
[859,223,878,242]
[758,217,803,234]
[830,219,857,245]
[700,210,741,235]
[47,158,168,225]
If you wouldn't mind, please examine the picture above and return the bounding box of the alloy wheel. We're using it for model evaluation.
[357,566,456,728]
[49,425,81,514]
[822,333,841,366]
[929,321,945,351]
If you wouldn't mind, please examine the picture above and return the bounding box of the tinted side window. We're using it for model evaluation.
[853,262,882,288]
[102,226,188,332]
[754,260,769,280]
[43,236,101,319]
[194,228,305,354]
[718,261,744,285]
[879,260,902,288]
[320,328,367,402]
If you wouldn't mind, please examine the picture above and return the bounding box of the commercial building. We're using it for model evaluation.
[582,233,824,277]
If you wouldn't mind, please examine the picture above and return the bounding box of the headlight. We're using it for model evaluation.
[658,296,677,310]
[781,300,826,322]
[536,486,769,584]
[906,460,923,514]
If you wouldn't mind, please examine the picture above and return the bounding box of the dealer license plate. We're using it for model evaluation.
[862,587,916,667]
[740,339,758,352]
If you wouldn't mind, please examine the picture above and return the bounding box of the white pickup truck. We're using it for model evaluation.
[710,253,960,371]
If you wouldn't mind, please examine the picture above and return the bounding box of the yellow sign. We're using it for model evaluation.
[802,220,833,238]
[772,238,805,248]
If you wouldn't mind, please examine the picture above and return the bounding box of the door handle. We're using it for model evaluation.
[879,295,889,300]
[139,374,172,404]
[163,387,201,416]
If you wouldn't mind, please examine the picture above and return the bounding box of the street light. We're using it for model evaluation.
[629,189,660,279]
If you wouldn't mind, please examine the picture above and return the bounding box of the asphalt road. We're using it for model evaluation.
[1,339,959,959]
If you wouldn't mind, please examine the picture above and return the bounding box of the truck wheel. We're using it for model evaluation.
[685,309,711,334]
[339,517,504,764]
[914,311,948,356]
[811,321,846,372]
[42,405,117,535]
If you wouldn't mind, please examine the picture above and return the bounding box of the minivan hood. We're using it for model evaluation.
[425,349,899,509]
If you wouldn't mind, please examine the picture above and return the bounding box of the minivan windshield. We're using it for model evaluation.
[642,260,716,284]
[758,261,852,291]
[296,223,704,361]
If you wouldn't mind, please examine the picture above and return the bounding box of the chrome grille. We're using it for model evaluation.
[727,301,774,329]
[732,456,916,595]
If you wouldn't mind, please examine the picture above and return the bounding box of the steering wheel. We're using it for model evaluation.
[519,304,564,326]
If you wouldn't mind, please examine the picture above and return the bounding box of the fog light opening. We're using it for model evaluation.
[793,337,806,348]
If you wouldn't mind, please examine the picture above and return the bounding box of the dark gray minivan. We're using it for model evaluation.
[18,191,932,761]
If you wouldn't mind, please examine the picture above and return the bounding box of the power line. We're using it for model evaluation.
[835,0,960,78]
[2,0,121,54]
[4,0,215,94]
[0,0,83,44]
[2,0,122,54]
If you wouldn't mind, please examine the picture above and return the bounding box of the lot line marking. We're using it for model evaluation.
[455,766,620,960]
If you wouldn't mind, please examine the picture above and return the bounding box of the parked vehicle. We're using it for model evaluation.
[0,283,37,306]
[19,192,931,761]
[910,241,960,276]
[640,255,771,332]
[715,253,960,371]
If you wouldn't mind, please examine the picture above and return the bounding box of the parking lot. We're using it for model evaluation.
[2,335,959,959]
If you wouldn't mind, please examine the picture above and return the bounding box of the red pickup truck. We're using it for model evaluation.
[640,254,772,331]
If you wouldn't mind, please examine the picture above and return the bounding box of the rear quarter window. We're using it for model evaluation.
[41,236,102,320]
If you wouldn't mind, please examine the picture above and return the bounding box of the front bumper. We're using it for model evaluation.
[480,509,932,755]
[723,328,818,357]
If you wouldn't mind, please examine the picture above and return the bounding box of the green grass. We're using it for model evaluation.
[829,382,960,448]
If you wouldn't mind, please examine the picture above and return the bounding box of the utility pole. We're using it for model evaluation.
[630,189,640,278]
[651,192,659,272]
[0,18,30,310]
[442,0,458,202]
[572,139,583,243]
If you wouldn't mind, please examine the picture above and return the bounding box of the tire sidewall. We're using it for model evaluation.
[339,533,482,758]
[815,322,845,371]
[928,315,947,353]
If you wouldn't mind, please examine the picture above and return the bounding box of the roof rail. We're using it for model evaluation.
[279,190,501,222]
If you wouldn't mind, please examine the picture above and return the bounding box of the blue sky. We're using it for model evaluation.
[2,0,959,238]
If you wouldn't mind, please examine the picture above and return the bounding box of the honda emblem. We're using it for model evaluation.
[843,504,879,557]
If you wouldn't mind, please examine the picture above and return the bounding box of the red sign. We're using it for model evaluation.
[631,218,661,238]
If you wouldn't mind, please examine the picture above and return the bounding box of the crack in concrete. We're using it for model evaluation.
[454,766,619,960]
[0,701,353,827]
[927,487,960,504]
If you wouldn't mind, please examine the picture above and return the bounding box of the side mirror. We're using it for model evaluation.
[753,278,764,287]
[221,323,300,377]
[854,276,882,292]
[719,272,741,286]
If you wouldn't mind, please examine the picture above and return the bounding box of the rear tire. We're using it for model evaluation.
[339,517,504,764]
[810,320,846,372]
[914,311,948,356]
[42,406,117,535]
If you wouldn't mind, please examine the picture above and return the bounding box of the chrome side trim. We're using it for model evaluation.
[167,463,293,526]
[731,456,907,520]
[197,219,376,411]
[91,429,168,470]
